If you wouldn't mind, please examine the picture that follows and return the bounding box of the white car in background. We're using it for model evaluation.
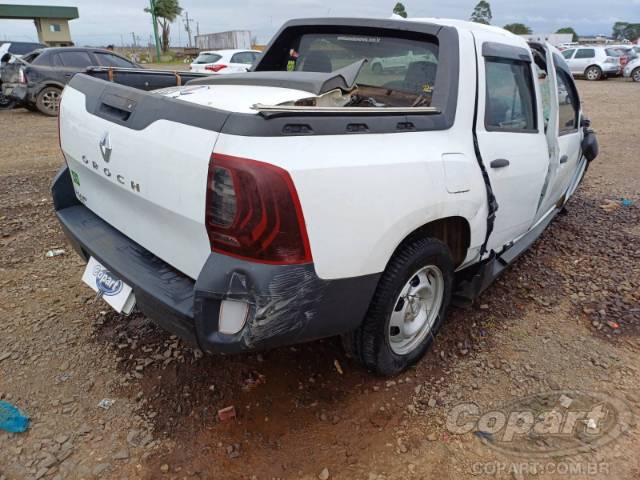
[623,57,640,82]
[189,49,260,74]
[561,46,621,80]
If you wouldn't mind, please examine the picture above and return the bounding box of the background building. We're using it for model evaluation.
[520,33,573,46]
[195,30,252,50]
[0,4,79,47]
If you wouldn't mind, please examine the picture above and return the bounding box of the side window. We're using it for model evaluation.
[52,54,63,66]
[562,49,575,60]
[574,49,595,59]
[58,51,94,68]
[556,69,579,134]
[485,58,537,132]
[94,52,135,68]
[231,52,254,64]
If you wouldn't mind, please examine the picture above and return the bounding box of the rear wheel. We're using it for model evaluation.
[343,237,454,376]
[585,66,602,81]
[632,68,640,83]
[36,86,61,116]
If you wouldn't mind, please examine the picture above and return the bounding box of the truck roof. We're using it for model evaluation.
[403,17,516,37]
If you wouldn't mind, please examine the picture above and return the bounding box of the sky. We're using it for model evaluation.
[1,0,639,47]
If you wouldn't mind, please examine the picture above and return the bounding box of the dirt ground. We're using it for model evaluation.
[0,79,639,480]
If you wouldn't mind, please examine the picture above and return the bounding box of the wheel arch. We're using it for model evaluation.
[33,81,65,97]
[389,216,471,269]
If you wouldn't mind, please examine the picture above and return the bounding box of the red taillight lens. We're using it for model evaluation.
[205,64,227,72]
[205,153,312,265]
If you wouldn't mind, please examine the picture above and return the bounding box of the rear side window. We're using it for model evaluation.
[194,53,222,64]
[562,49,575,59]
[485,59,537,132]
[94,52,135,68]
[574,49,595,59]
[57,51,94,68]
[556,69,579,134]
[230,51,255,64]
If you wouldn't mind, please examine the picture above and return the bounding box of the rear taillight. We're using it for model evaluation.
[205,153,312,265]
[205,64,227,72]
[18,67,26,84]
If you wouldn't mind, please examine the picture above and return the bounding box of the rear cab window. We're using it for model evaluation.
[255,29,440,108]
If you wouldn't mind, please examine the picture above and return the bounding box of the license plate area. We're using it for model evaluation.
[82,257,136,314]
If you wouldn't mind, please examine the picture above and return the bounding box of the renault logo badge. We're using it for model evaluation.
[99,132,112,163]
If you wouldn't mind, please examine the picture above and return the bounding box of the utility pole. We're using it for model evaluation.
[184,10,193,48]
[148,0,162,61]
[131,32,137,48]
[196,22,200,37]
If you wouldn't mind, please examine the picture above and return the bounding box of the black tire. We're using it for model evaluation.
[35,86,62,116]
[584,66,602,81]
[0,94,15,110]
[632,68,640,83]
[343,237,454,376]
[371,63,383,74]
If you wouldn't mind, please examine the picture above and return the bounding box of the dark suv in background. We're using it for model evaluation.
[1,47,138,115]
[0,41,47,109]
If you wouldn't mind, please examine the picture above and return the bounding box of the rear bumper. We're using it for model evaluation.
[2,83,29,102]
[52,167,379,354]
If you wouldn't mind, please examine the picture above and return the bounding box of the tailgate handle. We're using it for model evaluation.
[490,159,510,169]
[98,93,137,122]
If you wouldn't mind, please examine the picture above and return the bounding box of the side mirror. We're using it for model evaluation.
[1,53,11,64]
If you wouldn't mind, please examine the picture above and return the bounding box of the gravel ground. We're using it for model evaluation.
[0,79,638,480]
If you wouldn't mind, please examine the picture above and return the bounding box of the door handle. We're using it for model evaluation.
[559,155,568,164]
[490,159,510,169]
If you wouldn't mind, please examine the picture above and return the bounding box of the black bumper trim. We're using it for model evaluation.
[52,167,380,353]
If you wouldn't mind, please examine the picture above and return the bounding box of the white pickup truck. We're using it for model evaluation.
[52,18,598,375]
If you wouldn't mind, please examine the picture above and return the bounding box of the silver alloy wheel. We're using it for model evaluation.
[42,89,60,113]
[633,69,640,83]
[586,67,600,81]
[388,264,444,355]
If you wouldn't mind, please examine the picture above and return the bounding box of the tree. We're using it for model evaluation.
[503,23,532,35]
[393,2,408,18]
[612,22,640,41]
[145,0,182,53]
[556,27,579,43]
[470,1,492,25]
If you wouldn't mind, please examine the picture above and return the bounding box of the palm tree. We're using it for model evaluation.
[145,0,182,53]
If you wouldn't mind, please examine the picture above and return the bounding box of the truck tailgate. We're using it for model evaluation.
[60,74,228,278]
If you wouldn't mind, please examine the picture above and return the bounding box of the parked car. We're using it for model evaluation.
[607,45,638,67]
[189,49,260,74]
[561,46,621,80]
[1,47,139,116]
[623,57,640,82]
[0,41,47,109]
[52,18,597,376]
[369,51,437,74]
